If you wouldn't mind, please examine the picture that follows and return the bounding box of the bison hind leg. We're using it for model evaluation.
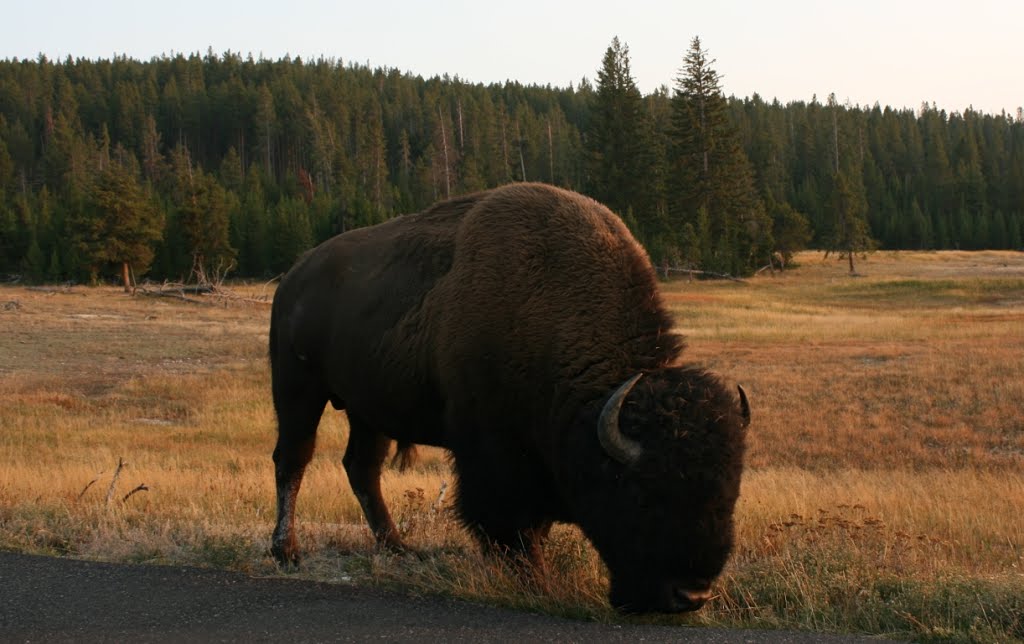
[270,384,328,568]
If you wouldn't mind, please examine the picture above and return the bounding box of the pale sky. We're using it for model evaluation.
[3,0,1021,115]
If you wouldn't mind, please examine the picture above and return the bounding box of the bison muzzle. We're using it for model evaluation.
[268,183,749,613]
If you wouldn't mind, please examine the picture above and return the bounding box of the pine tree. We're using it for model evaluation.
[679,222,701,270]
[269,197,312,274]
[0,203,16,274]
[219,146,244,194]
[22,234,46,283]
[179,170,237,279]
[823,95,875,272]
[767,198,812,266]
[354,95,390,214]
[668,37,768,275]
[908,199,933,249]
[826,170,875,272]
[1008,213,1023,249]
[587,37,654,242]
[236,168,270,275]
[140,114,166,184]
[72,161,163,290]
[46,246,62,282]
[254,84,276,178]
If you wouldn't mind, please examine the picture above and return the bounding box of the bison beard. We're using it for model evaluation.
[268,183,749,613]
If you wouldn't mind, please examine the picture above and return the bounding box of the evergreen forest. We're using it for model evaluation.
[1,39,1022,285]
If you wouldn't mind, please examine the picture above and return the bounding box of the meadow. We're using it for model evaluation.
[1,250,1021,642]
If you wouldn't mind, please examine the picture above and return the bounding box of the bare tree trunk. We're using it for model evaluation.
[438,105,451,198]
[105,457,126,505]
[858,126,864,166]
[515,119,526,182]
[264,118,272,177]
[700,97,708,175]
[848,250,855,274]
[833,110,840,174]
[122,262,132,293]
[547,119,554,184]
[497,110,509,181]
[457,100,465,151]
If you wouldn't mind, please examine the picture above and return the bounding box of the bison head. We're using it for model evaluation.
[573,367,749,614]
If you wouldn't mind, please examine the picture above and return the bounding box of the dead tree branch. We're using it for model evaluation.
[135,286,214,306]
[122,484,150,503]
[432,481,449,514]
[105,458,126,505]
[134,278,271,307]
[77,470,106,501]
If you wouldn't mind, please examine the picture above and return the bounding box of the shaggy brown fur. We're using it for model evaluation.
[269,183,748,613]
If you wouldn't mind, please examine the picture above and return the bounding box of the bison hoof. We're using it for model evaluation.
[380,538,409,555]
[270,542,301,568]
[391,544,429,561]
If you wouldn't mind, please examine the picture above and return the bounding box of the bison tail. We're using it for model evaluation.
[390,442,419,472]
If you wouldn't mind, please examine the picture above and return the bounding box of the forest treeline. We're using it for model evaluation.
[1,40,1022,285]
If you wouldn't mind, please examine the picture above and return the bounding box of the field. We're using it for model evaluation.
[1,250,1022,642]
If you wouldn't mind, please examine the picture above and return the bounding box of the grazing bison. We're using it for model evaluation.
[269,183,749,613]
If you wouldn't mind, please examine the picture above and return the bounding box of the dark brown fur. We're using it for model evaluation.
[269,183,747,613]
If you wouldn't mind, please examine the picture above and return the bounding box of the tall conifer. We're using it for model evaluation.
[588,38,655,242]
[669,37,768,275]
[72,162,163,290]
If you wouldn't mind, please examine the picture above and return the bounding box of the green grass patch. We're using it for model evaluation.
[825,277,1024,308]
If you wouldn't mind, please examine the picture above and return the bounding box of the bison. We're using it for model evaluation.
[269,183,749,613]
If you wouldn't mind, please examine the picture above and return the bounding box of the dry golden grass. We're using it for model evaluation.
[1,251,1022,641]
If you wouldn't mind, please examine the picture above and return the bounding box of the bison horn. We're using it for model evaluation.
[597,374,645,464]
[737,385,751,429]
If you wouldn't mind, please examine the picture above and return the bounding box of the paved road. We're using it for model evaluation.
[0,552,877,643]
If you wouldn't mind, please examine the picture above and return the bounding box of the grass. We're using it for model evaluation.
[1,250,1022,642]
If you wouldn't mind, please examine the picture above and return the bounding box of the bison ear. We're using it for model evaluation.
[737,385,751,429]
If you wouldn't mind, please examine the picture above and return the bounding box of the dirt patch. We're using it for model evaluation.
[0,285,269,396]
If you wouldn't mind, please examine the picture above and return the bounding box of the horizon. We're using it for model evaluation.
[3,1,1021,117]
[4,48,1018,120]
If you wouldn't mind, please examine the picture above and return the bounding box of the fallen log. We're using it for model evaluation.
[134,288,213,306]
[661,267,748,284]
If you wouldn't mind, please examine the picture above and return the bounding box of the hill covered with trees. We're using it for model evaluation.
[1,39,1022,285]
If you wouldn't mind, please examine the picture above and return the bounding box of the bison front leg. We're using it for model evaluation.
[451,455,553,572]
[480,523,553,573]
[464,505,554,593]
[343,416,406,552]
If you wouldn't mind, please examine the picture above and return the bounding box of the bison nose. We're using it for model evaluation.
[672,586,712,611]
